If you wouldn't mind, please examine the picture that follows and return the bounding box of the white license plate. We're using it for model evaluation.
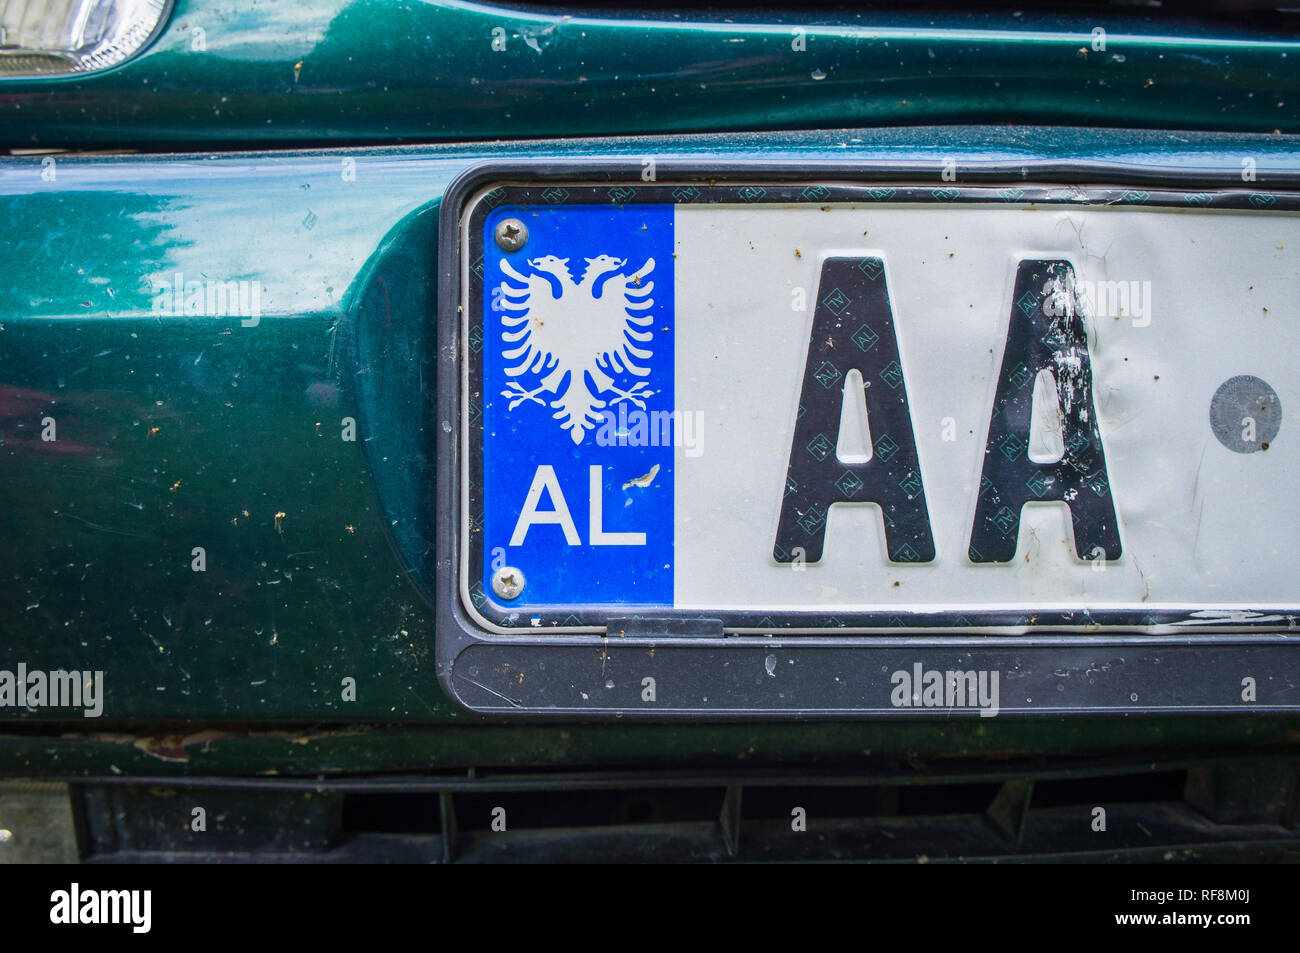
[461,182,1300,634]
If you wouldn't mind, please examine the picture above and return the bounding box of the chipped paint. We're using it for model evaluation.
[622,463,660,491]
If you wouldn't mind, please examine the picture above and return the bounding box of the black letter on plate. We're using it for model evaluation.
[774,257,934,564]
[969,260,1121,563]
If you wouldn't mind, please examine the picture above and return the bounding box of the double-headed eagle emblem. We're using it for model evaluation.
[498,254,657,444]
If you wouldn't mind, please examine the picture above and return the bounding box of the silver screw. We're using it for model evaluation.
[494,218,528,253]
[492,566,525,601]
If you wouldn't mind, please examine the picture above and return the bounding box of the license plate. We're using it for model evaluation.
[456,178,1300,636]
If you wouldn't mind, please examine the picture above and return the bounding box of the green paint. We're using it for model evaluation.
[2,119,1299,771]
[0,0,1297,148]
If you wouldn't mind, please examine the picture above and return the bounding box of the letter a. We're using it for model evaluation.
[969,260,1120,562]
[774,257,934,564]
[510,465,580,546]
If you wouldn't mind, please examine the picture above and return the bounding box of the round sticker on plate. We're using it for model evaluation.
[1209,375,1281,453]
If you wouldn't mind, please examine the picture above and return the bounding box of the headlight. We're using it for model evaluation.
[0,0,170,77]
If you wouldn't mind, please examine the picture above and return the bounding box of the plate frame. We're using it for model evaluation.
[435,157,1300,718]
